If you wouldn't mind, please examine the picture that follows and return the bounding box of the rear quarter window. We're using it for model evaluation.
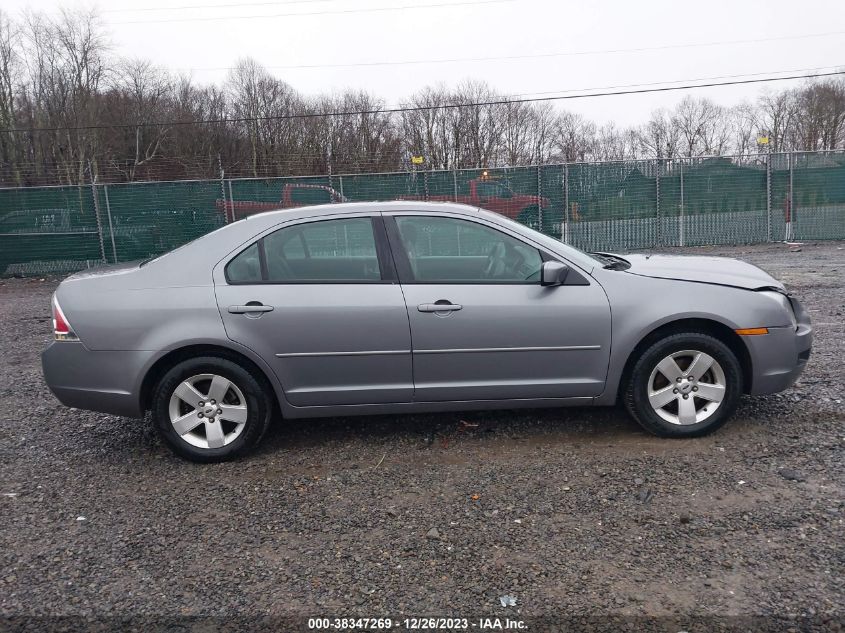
[225,242,262,283]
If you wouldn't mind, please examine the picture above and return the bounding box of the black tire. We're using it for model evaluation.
[624,332,743,438]
[151,356,273,462]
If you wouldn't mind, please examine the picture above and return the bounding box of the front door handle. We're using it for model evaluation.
[228,304,274,314]
[418,302,462,313]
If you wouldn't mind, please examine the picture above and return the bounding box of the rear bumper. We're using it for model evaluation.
[745,321,812,395]
[41,341,154,417]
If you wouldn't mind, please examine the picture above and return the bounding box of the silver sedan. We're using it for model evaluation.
[42,202,812,462]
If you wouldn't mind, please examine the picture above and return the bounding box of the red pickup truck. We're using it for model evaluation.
[402,178,550,230]
[217,184,347,221]
[217,178,551,232]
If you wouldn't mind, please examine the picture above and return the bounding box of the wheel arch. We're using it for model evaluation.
[617,317,753,402]
[139,343,283,414]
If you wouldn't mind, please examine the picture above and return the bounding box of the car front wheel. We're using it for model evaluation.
[624,332,743,437]
[151,356,272,462]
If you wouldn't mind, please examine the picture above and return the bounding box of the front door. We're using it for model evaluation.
[385,213,611,402]
[215,214,413,407]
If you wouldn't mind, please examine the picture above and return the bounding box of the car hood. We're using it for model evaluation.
[621,253,785,291]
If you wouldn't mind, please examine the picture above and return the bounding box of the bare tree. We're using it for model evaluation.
[593,122,634,161]
[451,80,501,168]
[102,59,174,180]
[0,5,843,187]
[401,85,454,169]
[790,78,845,151]
[0,9,22,184]
[672,96,731,157]
[550,111,596,162]
[755,88,798,152]
[727,102,759,157]
[633,108,680,159]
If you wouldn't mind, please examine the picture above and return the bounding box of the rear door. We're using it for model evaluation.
[214,213,413,407]
[384,212,611,402]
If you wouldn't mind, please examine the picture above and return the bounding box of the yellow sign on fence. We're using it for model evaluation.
[411,155,424,165]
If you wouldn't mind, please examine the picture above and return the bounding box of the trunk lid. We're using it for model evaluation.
[63,260,143,282]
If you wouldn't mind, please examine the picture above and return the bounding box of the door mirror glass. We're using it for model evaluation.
[541,261,569,286]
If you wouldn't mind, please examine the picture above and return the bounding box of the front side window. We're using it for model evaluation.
[394,216,542,283]
[226,217,382,283]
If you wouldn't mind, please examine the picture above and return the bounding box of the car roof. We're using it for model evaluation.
[238,200,482,223]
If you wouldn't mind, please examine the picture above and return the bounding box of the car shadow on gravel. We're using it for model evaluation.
[246,403,733,466]
[42,390,789,469]
[98,396,778,466]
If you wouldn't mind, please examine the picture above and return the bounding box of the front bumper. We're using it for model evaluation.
[744,306,812,396]
[41,341,155,417]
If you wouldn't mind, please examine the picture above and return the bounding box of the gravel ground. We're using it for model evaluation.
[1,242,843,632]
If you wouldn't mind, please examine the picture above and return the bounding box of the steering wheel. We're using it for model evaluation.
[482,242,507,279]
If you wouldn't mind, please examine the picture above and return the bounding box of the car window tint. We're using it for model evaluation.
[225,242,262,283]
[395,216,542,283]
[263,217,381,282]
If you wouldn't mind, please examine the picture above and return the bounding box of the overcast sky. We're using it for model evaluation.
[5,0,845,126]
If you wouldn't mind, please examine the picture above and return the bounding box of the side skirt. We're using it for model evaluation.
[279,396,595,419]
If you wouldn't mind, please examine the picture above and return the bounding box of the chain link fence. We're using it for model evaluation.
[1,151,843,277]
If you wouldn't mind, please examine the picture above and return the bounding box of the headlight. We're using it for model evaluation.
[758,290,797,329]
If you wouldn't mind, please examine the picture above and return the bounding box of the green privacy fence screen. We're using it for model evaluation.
[1,150,844,276]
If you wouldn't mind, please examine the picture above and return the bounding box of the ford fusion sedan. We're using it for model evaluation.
[42,202,812,462]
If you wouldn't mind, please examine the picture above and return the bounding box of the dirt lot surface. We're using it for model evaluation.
[1,242,843,632]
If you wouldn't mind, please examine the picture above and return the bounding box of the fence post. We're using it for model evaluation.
[453,169,458,202]
[103,184,118,263]
[765,152,772,242]
[563,163,569,243]
[786,152,794,241]
[338,175,345,199]
[655,158,661,247]
[679,160,685,247]
[87,163,107,264]
[326,146,333,193]
[537,165,543,233]
[218,158,228,223]
[226,179,235,223]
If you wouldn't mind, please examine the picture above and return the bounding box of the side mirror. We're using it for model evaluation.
[540,261,569,286]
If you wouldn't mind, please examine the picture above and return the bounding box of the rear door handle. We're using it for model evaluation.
[418,302,462,313]
[228,304,274,314]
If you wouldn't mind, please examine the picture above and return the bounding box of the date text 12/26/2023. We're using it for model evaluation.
[307,617,527,630]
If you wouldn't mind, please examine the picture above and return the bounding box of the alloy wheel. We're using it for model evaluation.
[647,350,727,425]
[167,373,248,449]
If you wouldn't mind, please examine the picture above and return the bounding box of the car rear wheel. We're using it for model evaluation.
[624,332,742,437]
[151,356,272,462]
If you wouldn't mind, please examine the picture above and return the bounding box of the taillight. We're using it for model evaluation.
[52,295,78,341]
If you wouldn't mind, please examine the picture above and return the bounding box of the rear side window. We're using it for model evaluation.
[225,217,382,284]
